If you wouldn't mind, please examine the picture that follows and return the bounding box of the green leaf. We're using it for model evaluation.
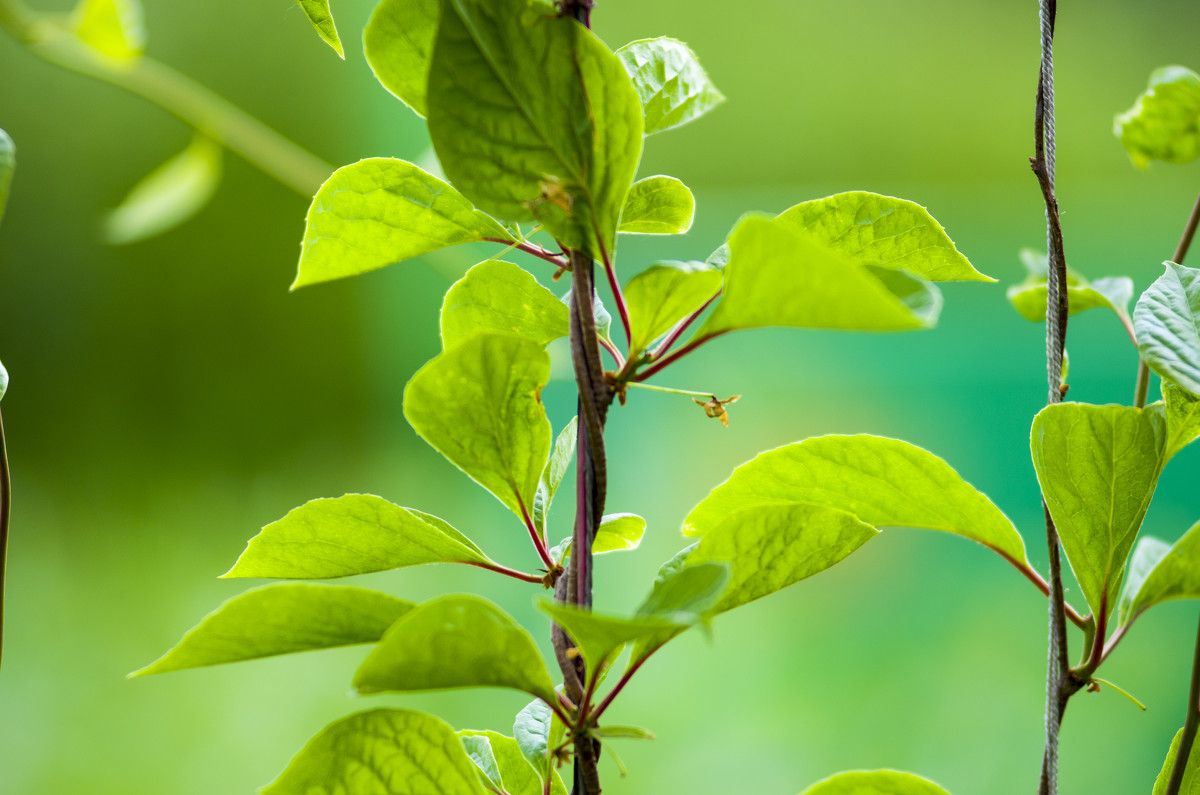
[1115,66,1200,169]
[683,435,1027,564]
[776,192,992,282]
[615,37,725,135]
[618,176,695,235]
[363,0,437,115]
[538,600,688,674]
[103,134,221,245]
[458,733,504,792]
[593,513,646,553]
[513,699,567,788]
[1007,249,1134,324]
[799,770,952,795]
[294,0,343,59]
[0,360,8,402]
[628,561,730,664]
[533,417,577,536]
[1160,379,1200,459]
[694,215,942,338]
[1031,402,1167,620]
[623,261,721,353]
[592,725,655,741]
[686,503,879,614]
[404,333,552,521]
[129,584,412,677]
[427,0,643,259]
[1121,520,1200,627]
[0,128,14,227]
[1115,535,1172,627]
[441,260,570,350]
[262,709,485,795]
[1154,728,1199,795]
[460,730,566,795]
[1135,261,1200,395]
[354,595,558,703]
[72,0,145,60]
[294,158,510,289]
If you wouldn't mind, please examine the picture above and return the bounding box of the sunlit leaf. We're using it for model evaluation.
[1115,66,1200,169]
[1120,520,1200,628]
[1158,379,1200,460]
[619,176,695,235]
[459,730,566,795]
[104,134,221,245]
[1007,249,1134,324]
[72,0,145,61]
[550,513,645,564]
[129,584,412,676]
[624,261,721,353]
[1135,261,1200,395]
[615,37,725,134]
[363,0,437,115]
[441,260,569,350]
[294,0,343,58]
[514,699,567,790]
[0,128,14,227]
[534,417,577,536]
[799,770,952,795]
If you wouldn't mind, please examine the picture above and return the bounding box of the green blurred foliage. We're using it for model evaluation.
[0,1,1198,793]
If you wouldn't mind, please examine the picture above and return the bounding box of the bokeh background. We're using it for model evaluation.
[2,1,1200,792]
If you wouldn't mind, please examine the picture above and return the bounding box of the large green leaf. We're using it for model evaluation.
[533,417,576,536]
[1115,66,1200,169]
[799,770,952,795]
[404,333,552,520]
[615,37,725,135]
[694,216,942,338]
[1153,728,1199,795]
[513,699,567,787]
[72,0,145,60]
[687,503,879,613]
[130,584,412,677]
[1160,380,1200,460]
[427,0,643,258]
[294,158,510,289]
[223,494,491,579]
[262,709,485,795]
[1007,249,1133,324]
[618,176,695,235]
[104,134,221,245]
[683,435,1027,564]
[459,731,566,795]
[354,595,558,703]
[1135,262,1200,396]
[363,0,437,114]
[1120,521,1200,627]
[441,260,569,350]
[0,129,14,227]
[776,192,992,282]
[1031,403,1167,620]
[623,261,721,353]
[294,0,343,58]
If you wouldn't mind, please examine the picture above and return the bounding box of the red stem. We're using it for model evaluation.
[518,497,555,569]
[634,331,727,383]
[483,237,569,268]
[650,292,720,360]
[463,560,544,584]
[599,246,632,348]
[590,652,654,724]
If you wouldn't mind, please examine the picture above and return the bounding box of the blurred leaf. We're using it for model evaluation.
[1153,728,1197,795]
[534,417,577,536]
[629,561,729,664]
[514,699,567,789]
[441,260,569,350]
[294,0,343,58]
[1135,262,1200,395]
[129,584,412,677]
[1115,66,1200,169]
[72,0,145,60]
[1007,249,1134,324]
[458,733,504,792]
[1159,379,1200,460]
[615,37,725,134]
[0,360,8,402]
[354,595,558,703]
[687,503,878,613]
[223,494,491,579]
[624,261,720,353]
[684,435,1027,564]
[1031,402,1167,620]
[294,158,509,288]
[427,0,642,258]
[104,134,220,245]
[799,770,952,795]
[262,709,485,795]
[1120,520,1200,628]
[618,176,695,235]
[0,128,13,227]
[776,192,992,282]
[364,0,437,115]
[459,731,566,795]
[592,725,655,740]
[404,333,552,521]
[694,216,941,338]
[1116,535,1172,627]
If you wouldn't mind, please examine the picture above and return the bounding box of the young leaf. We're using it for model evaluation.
[404,333,552,521]
[129,584,412,677]
[262,709,485,795]
[0,128,13,227]
[103,134,221,245]
[1007,249,1133,324]
[458,733,504,792]
[223,494,491,579]
[72,0,145,61]
[1120,520,1200,628]
[514,698,567,788]
[618,176,695,235]
[1153,728,1198,795]
[550,512,645,564]
[363,0,437,115]
[427,0,643,258]
[683,435,1027,565]
[1160,379,1200,459]
[533,418,577,535]
[1115,66,1200,169]
[776,192,993,282]
[686,503,879,613]
[615,37,725,135]
[1031,402,1167,620]
[354,595,558,703]
[441,260,570,350]
[460,730,566,795]
[623,261,721,353]
[1115,535,1172,627]
[799,770,952,795]
[294,158,510,289]
[1135,261,1200,395]
[693,216,942,338]
[294,0,343,59]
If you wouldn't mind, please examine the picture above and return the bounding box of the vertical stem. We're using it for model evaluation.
[1134,361,1151,408]
[1164,612,1200,795]
[0,409,11,671]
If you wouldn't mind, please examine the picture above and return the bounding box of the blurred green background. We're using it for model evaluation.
[1,1,1199,793]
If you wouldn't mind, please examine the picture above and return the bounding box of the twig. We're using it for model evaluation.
[483,238,569,269]
[599,247,632,349]
[519,497,556,569]
[463,561,545,585]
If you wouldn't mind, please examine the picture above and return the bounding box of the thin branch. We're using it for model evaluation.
[634,331,728,383]
[1165,612,1200,795]
[997,550,1088,630]
[599,247,632,349]
[1134,361,1151,409]
[598,336,625,369]
[649,292,720,361]
[590,652,654,724]
[518,497,555,570]
[483,238,569,269]
[462,560,545,585]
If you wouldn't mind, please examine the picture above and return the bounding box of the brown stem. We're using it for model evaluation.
[1164,612,1200,795]
[483,237,569,269]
